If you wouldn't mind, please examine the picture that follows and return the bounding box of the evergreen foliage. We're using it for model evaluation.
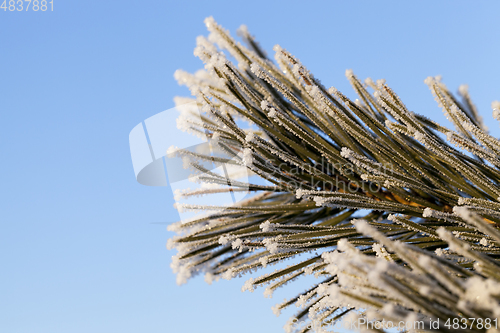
[168,17,500,332]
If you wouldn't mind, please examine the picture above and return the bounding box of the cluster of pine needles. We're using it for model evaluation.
[167,17,500,333]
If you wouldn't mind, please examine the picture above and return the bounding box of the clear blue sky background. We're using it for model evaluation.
[2,1,500,333]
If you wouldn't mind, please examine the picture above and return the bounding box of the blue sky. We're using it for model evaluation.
[1,1,500,333]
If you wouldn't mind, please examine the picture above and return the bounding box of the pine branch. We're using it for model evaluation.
[168,17,500,333]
